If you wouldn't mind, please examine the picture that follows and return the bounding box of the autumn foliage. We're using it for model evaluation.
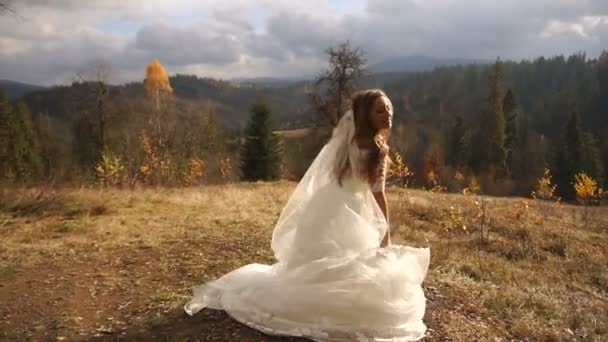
[574,172,602,206]
[531,168,559,202]
[182,157,206,186]
[95,150,128,187]
[144,58,173,97]
[219,156,233,181]
[387,151,414,187]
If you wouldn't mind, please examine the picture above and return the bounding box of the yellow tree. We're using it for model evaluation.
[142,58,174,185]
[144,58,173,146]
[144,58,173,111]
[95,151,128,187]
[574,172,603,224]
[574,172,599,205]
[219,156,233,182]
[531,168,560,226]
[387,151,414,188]
[182,156,206,186]
[462,176,488,244]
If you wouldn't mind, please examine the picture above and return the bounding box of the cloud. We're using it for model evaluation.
[265,11,348,58]
[134,21,242,66]
[0,0,607,85]
[0,27,129,85]
[360,0,608,59]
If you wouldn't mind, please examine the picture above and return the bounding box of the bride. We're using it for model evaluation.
[184,89,430,341]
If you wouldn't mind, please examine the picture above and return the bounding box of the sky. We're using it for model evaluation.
[0,0,607,86]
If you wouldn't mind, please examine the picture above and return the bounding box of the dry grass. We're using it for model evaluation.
[0,182,607,341]
[274,128,313,139]
[389,188,608,341]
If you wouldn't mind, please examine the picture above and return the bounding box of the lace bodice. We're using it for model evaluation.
[348,141,388,192]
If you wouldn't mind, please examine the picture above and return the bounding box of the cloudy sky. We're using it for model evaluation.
[0,0,607,86]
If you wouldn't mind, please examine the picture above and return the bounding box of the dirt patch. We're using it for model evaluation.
[0,239,311,341]
[0,238,467,342]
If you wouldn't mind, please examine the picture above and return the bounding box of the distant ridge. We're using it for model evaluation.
[0,79,47,99]
[369,55,490,73]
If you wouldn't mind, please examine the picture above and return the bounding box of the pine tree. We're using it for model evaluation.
[598,51,608,120]
[203,106,225,157]
[445,114,470,169]
[471,60,506,175]
[72,111,100,174]
[35,111,53,178]
[554,112,604,200]
[240,101,282,181]
[0,91,11,178]
[0,93,43,181]
[598,51,608,184]
[509,110,546,185]
[581,131,604,185]
[555,112,584,200]
[11,103,43,180]
[503,89,518,176]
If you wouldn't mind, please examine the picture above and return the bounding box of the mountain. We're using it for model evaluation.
[0,79,47,99]
[229,76,310,88]
[369,55,490,73]
[19,74,316,132]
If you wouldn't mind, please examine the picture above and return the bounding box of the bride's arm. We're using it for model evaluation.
[373,190,390,247]
[372,153,390,247]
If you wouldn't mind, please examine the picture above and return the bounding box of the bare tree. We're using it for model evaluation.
[75,61,111,153]
[0,2,16,15]
[309,41,367,127]
[94,63,110,153]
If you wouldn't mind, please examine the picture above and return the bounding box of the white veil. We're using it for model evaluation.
[184,110,429,341]
[271,110,388,266]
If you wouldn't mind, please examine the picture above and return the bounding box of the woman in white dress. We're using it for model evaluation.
[184,89,430,341]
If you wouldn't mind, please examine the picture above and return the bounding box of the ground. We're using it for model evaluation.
[0,182,607,341]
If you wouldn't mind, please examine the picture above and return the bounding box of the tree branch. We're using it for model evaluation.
[0,3,16,14]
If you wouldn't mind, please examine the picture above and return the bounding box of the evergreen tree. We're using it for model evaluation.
[471,60,506,174]
[598,51,608,119]
[203,106,225,157]
[597,51,608,183]
[555,112,584,200]
[11,103,43,180]
[513,109,530,179]
[509,110,545,186]
[445,114,470,169]
[0,93,43,181]
[72,111,101,174]
[0,91,11,178]
[554,112,604,200]
[240,101,282,181]
[35,111,53,178]
[502,88,518,176]
[581,131,604,185]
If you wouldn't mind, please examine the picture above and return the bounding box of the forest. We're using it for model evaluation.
[1,50,607,202]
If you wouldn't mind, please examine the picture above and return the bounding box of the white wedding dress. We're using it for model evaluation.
[185,111,430,341]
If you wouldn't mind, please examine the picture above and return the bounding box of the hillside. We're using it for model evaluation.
[0,79,47,99]
[0,184,606,340]
[2,52,607,195]
[19,75,314,131]
[369,55,489,73]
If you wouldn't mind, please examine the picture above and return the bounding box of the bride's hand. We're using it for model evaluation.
[380,232,390,247]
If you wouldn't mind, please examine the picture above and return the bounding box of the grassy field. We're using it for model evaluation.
[0,182,607,341]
